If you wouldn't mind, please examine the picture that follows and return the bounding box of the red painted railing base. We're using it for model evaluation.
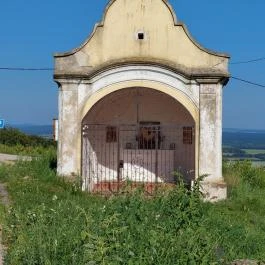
[92,181,175,194]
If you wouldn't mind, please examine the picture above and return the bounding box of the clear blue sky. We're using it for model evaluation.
[0,0,265,129]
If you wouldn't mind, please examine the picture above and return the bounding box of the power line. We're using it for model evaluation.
[1,67,265,88]
[1,54,265,71]
[212,56,265,68]
[1,56,265,71]
[231,57,265,65]
[0,67,54,71]
[231,76,265,88]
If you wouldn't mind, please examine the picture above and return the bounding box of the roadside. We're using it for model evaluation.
[0,152,38,265]
[0,154,13,265]
[0,183,10,265]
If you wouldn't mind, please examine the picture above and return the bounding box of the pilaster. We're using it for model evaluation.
[56,80,80,177]
[199,81,227,201]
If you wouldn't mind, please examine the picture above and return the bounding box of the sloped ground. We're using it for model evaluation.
[0,157,265,264]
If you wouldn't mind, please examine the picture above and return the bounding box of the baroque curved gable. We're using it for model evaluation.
[54,0,230,79]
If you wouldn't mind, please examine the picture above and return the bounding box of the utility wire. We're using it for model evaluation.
[0,67,54,71]
[1,55,265,71]
[212,56,265,68]
[231,76,265,88]
[231,57,265,65]
[1,67,265,88]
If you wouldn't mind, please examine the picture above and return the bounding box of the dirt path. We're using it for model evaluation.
[0,153,31,164]
[231,261,265,265]
[0,225,3,265]
[0,183,10,265]
[0,152,30,264]
[0,183,10,208]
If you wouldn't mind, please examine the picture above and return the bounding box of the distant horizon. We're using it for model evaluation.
[6,123,265,133]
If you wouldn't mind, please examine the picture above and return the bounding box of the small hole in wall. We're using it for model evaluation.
[138,32,144,40]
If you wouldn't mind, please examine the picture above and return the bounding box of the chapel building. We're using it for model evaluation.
[54,0,230,201]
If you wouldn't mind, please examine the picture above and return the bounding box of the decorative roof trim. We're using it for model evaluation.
[54,0,229,59]
[54,61,230,85]
[177,23,230,58]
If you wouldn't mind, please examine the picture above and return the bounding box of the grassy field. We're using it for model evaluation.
[223,131,265,169]
[223,157,265,168]
[226,157,261,161]
[0,127,55,156]
[252,161,265,167]
[242,149,265,155]
[0,143,56,156]
[0,153,265,264]
[223,147,265,168]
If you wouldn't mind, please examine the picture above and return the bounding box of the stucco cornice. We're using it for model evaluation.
[54,61,230,85]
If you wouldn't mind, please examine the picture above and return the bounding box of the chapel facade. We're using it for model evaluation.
[54,0,230,201]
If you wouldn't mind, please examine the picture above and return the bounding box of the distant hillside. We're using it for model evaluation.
[6,125,265,149]
[223,131,265,149]
[223,128,265,134]
[10,125,53,138]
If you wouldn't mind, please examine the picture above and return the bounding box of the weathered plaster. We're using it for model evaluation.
[54,0,229,77]
[57,84,79,175]
[199,83,223,181]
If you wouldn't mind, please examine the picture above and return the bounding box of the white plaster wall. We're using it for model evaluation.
[57,83,80,176]
[199,83,223,182]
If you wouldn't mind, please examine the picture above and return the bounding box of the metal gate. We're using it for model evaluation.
[82,124,195,193]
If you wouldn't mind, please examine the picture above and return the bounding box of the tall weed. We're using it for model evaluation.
[0,158,265,264]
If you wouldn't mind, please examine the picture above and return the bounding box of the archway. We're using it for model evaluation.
[81,87,196,193]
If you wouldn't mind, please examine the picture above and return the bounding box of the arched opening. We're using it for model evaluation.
[82,87,195,193]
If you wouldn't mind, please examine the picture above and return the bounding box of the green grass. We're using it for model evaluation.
[0,127,54,147]
[225,157,260,161]
[224,157,265,168]
[0,156,265,264]
[242,149,265,155]
[0,127,56,156]
[0,143,56,156]
[252,161,265,167]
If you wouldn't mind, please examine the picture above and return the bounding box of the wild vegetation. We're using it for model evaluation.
[0,153,264,264]
[0,129,264,264]
[0,127,55,155]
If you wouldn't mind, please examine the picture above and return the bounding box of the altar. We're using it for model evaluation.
[121,149,175,183]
